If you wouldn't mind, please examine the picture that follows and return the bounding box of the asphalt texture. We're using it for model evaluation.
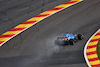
[0,0,100,67]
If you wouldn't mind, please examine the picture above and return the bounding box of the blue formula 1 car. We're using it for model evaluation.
[55,33,83,45]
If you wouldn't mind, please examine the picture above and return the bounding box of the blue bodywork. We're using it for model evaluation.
[64,33,75,39]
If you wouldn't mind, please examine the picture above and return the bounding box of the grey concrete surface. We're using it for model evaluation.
[0,0,69,35]
[0,0,100,67]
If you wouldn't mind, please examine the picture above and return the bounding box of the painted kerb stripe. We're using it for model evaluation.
[0,0,83,46]
[84,29,100,67]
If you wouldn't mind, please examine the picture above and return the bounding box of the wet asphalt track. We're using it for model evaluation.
[0,0,100,67]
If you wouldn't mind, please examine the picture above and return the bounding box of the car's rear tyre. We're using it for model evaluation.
[77,34,83,40]
[69,39,74,45]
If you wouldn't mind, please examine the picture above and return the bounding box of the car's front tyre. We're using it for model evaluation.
[77,34,83,40]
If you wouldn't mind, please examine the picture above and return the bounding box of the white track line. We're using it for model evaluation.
[0,0,83,46]
[84,29,100,67]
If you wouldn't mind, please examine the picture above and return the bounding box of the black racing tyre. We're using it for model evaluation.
[77,34,83,40]
[69,39,74,45]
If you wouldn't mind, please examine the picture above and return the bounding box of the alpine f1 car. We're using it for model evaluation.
[55,33,83,45]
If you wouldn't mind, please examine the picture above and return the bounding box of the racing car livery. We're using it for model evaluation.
[55,33,83,45]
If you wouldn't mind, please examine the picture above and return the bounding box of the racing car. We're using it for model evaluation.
[55,33,83,45]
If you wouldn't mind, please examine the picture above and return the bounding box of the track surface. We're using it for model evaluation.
[0,0,100,67]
